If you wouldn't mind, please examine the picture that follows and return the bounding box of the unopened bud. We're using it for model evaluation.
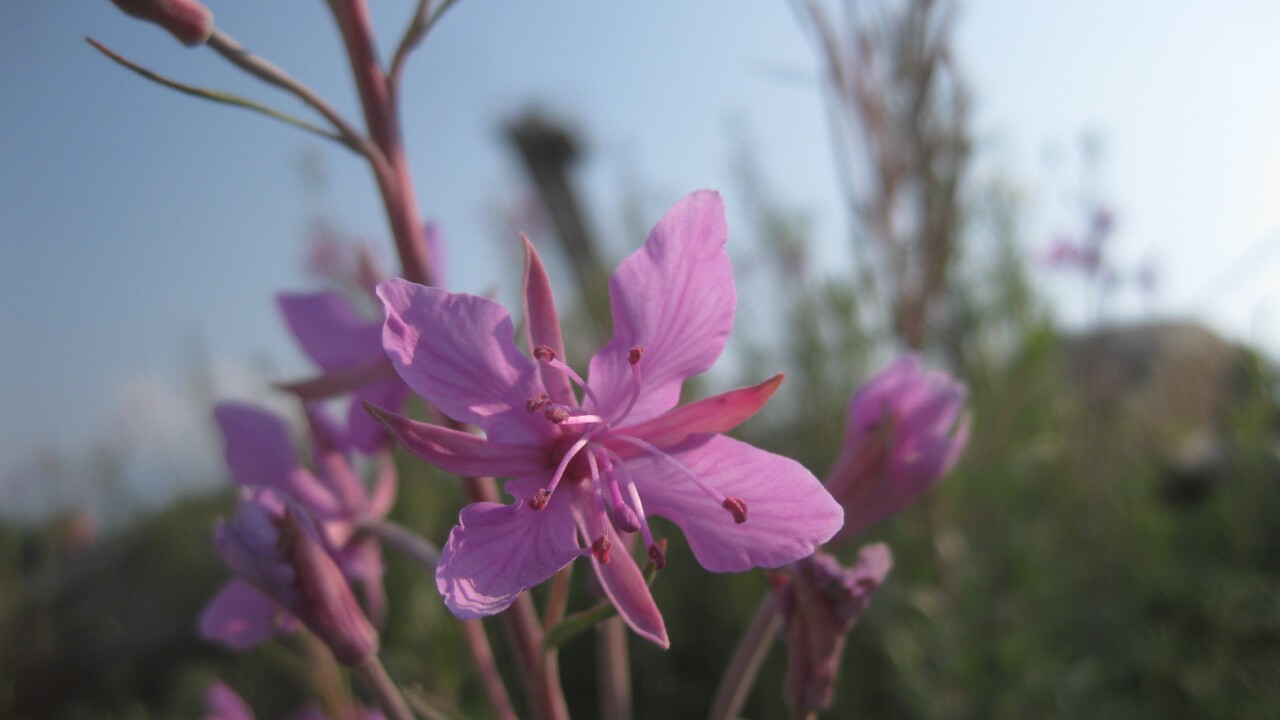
[110,0,215,46]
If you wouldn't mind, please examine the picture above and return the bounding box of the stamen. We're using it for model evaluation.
[721,496,748,524]
[530,436,590,510]
[648,542,666,570]
[557,413,607,427]
[591,534,612,563]
[601,447,661,554]
[610,353,646,426]
[544,407,571,424]
[611,435,733,512]
[526,393,550,413]
[585,451,613,564]
[536,353,605,413]
[530,489,552,510]
[595,449,639,533]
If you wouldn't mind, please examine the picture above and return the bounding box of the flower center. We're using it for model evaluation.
[522,344,747,565]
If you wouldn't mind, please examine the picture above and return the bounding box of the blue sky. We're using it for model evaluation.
[3,1,1279,522]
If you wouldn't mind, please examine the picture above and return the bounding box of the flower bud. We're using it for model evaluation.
[826,354,969,544]
[774,544,892,713]
[109,0,214,47]
[215,489,379,665]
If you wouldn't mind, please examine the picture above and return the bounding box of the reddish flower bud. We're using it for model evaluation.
[214,489,379,665]
[826,355,968,544]
[774,545,892,713]
[109,0,214,47]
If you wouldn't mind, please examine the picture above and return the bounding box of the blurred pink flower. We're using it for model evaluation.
[368,190,843,647]
[212,487,379,665]
[773,543,893,713]
[203,680,254,720]
[826,355,968,544]
[199,404,394,651]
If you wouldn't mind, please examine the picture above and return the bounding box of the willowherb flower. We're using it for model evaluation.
[772,544,893,713]
[212,487,379,665]
[367,190,844,647]
[200,403,394,651]
[826,355,968,545]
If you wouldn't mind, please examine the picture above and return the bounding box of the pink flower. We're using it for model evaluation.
[278,290,410,454]
[772,544,893,713]
[368,190,843,647]
[199,404,395,651]
[203,680,254,720]
[212,487,379,665]
[826,355,968,544]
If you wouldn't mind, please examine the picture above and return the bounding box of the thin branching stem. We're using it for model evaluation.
[388,0,460,96]
[203,30,390,177]
[86,38,351,150]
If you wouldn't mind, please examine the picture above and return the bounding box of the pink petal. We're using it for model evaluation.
[378,279,555,445]
[198,578,296,649]
[348,376,410,453]
[522,236,576,407]
[276,359,398,401]
[616,374,783,451]
[587,191,735,424]
[568,486,669,647]
[631,435,843,572]
[213,404,343,518]
[365,403,550,478]
[435,490,581,618]
[278,292,383,370]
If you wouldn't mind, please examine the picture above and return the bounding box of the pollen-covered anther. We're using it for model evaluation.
[525,393,550,413]
[544,407,571,424]
[532,344,558,362]
[648,543,666,570]
[591,534,613,563]
[628,345,645,365]
[530,489,552,511]
[722,496,748,524]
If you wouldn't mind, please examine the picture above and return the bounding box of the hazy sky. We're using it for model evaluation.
[3,1,1279,522]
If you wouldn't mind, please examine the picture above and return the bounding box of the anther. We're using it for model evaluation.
[545,407,570,424]
[648,543,666,570]
[628,345,644,365]
[722,496,748,524]
[526,393,550,413]
[533,345,558,362]
[591,534,613,564]
[530,489,552,510]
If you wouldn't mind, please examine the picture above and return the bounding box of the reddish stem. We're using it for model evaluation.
[326,0,433,286]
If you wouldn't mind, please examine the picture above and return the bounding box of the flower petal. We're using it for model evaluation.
[435,490,581,618]
[348,376,411,453]
[522,235,576,407]
[378,279,554,445]
[213,403,343,518]
[365,403,550,478]
[631,435,843,572]
[568,485,669,647]
[198,578,296,649]
[587,191,735,424]
[278,292,383,370]
[617,374,783,450]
